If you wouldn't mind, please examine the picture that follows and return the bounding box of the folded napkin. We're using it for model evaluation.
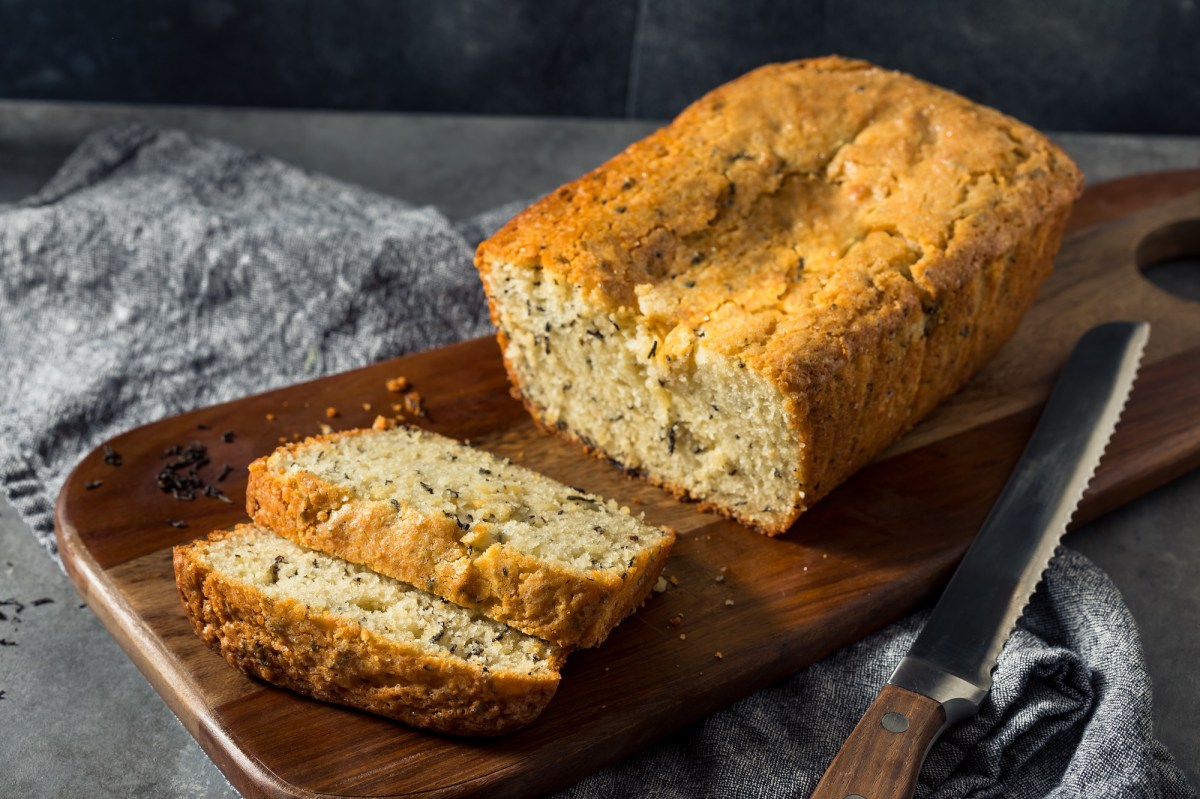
[0,123,492,555]
[0,125,1192,799]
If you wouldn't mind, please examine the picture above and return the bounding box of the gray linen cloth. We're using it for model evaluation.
[0,125,1192,798]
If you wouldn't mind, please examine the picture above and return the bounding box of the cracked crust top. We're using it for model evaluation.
[475,56,1082,376]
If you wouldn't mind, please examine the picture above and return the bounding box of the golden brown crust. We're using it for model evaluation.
[245,430,675,648]
[173,526,561,736]
[475,57,1083,534]
[477,57,1080,320]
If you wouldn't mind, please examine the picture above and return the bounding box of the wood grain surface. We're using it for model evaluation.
[56,171,1200,799]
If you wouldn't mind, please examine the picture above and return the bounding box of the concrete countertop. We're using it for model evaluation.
[0,101,1197,797]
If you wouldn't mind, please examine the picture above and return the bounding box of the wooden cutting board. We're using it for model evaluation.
[56,171,1200,799]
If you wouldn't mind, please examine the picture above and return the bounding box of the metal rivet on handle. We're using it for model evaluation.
[881,712,910,733]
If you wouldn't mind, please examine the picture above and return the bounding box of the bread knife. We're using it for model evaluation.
[811,320,1149,799]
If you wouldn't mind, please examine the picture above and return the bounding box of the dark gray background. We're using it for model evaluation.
[1,0,1198,133]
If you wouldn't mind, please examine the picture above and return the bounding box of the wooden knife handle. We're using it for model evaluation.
[811,683,947,799]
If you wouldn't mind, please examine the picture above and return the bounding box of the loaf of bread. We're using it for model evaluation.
[246,424,675,649]
[174,524,564,736]
[474,56,1083,534]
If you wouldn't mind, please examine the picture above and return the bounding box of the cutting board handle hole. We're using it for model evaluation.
[1136,219,1200,302]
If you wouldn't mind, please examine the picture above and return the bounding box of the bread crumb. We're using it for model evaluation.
[319,423,333,435]
[372,415,397,431]
[724,599,735,607]
[667,575,680,587]
[402,391,425,417]
[325,407,339,419]
[653,576,668,593]
[679,633,686,640]
[714,574,725,583]
[392,403,404,413]
[265,413,276,422]
[668,613,683,627]
[714,651,724,659]
[362,402,372,412]
[386,376,410,393]
[277,436,287,444]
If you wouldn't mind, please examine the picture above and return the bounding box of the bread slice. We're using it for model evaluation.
[474,56,1083,535]
[174,524,564,736]
[246,425,675,649]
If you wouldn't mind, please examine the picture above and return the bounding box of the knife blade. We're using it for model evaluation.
[811,320,1149,799]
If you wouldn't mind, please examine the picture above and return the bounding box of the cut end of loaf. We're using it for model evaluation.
[487,262,805,533]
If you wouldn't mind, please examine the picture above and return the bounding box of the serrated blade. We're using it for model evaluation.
[888,321,1148,722]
